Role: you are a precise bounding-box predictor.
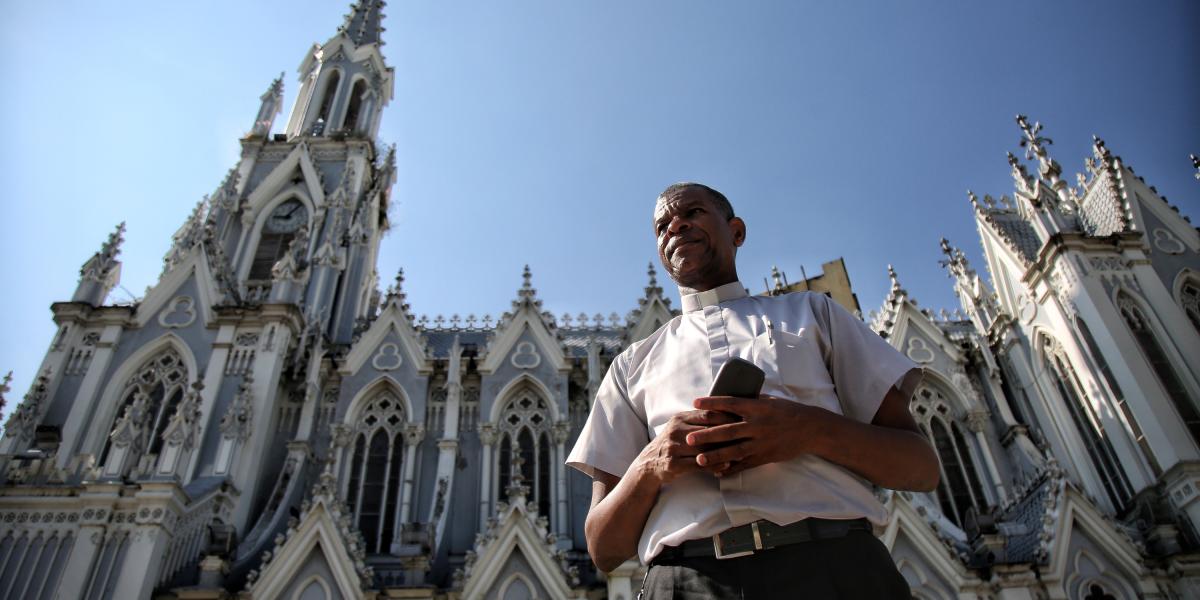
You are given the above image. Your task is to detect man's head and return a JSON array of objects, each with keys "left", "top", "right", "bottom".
[{"left": 653, "top": 182, "right": 746, "bottom": 293}]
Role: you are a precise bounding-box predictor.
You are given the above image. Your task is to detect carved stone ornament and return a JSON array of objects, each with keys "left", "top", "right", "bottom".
[
  {"left": 478, "top": 423, "right": 498, "bottom": 446},
  {"left": 1016, "top": 292, "right": 1037, "bottom": 324},
  {"left": 161, "top": 381, "right": 204, "bottom": 450},
  {"left": 904, "top": 337, "right": 935, "bottom": 364},
  {"left": 1152, "top": 228, "right": 1185, "bottom": 255},
  {"left": 158, "top": 296, "right": 197, "bottom": 329},
  {"left": 219, "top": 376, "right": 254, "bottom": 442},
  {"left": 371, "top": 342, "right": 403, "bottom": 371},
  {"left": 510, "top": 341, "right": 542, "bottom": 369}
]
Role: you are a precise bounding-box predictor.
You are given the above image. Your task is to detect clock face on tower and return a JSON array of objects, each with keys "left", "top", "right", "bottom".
[{"left": 265, "top": 199, "right": 307, "bottom": 233}]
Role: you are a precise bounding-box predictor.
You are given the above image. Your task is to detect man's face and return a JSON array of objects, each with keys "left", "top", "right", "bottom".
[{"left": 653, "top": 189, "right": 745, "bottom": 291}]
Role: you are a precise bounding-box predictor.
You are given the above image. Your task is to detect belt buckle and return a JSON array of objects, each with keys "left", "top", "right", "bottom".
[{"left": 712, "top": 521, "right": 763, "bottom": 560}]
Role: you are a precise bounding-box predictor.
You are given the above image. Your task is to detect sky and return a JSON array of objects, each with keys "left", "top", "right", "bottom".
[{"left": 0, "top": 1, "right": 1197, "bottom": 411}]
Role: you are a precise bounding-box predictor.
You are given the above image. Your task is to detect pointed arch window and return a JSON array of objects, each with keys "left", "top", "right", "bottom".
[
  {"left": 1117, "top": 293, "right": 1200, "bottom": 443},
  {"left": 248, "top": 198, "right": 308, "bottom": 280},
  {"left": 314, "top": 70, "right": 341, "bottom": 129},
  {"left": 344, "top": 391, "right": 406, "bottom": 554},
  {"left": 343, "top": 79, "right": 369, "bottom": 133},
  {"left": 100, "top": 348, "right": 188, "bottom": 468},
  {"left": 1043, "top": 336, "right": 1133, "bottom": 510},
  {"left": 1180, "top": 279, "right": 1200, "bottom": 336},
  {"left": 496, "top": 390, "right": 552, "bottom": 518},
  {"left": 911, "top": 385, "right": 987, "bottom": 527}
]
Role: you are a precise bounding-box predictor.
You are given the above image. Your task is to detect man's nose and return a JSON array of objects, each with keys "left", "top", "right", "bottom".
[{"left": 666, "top": 215, "right": 690, "bottom": 234}]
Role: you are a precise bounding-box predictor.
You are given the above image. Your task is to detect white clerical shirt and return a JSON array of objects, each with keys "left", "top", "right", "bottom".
[{"left": 566, "top": 281, "right": 922, "bottom": 564}]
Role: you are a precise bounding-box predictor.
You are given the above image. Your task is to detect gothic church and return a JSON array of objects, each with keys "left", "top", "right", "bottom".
[{"left": 2, "top": 3, "right": 1199, "bottom": 599}]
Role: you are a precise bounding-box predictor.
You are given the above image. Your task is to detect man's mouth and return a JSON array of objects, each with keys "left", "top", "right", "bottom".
[{"left": 669, "top": 240, "right": 701, "bottom": 258}]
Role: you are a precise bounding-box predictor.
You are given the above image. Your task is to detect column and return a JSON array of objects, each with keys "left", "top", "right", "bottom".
[
  {"left": 967, "top": 410, "right": 1006, "bottom": 503},
  {"left": 185, "top": 324, "right": 235, "bottom": 479},
  {"left": 397, "top": 424, "right": 425, "bottom": 528},
  {"left": 478, "top": 423, "right": 497, "bottom": 531},
  {"left": 553, "top": 421, "right": 571, "bottom": 536}
]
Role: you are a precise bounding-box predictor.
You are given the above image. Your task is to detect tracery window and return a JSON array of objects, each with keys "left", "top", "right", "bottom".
[
  {"left": 1043, "top": 336, "right": 1133, "bottom": 510},
  {"left": 1117, "top": 293, "right": 1200, "bottom": 444},
  {"left": 100, "top": 348, "right": 188, "bottom": 467},
  {"left": 496, "top": 390, "right": 552, "bottom": 518},
  {"left": 344, "top": 391, "right": 406, "bottom": 554},
  {"left": 911, "top": 385, "right": 987, "bottom": 527},
  {"left": 1180, "top": 280, "right": 1200, "bottom": 336}
]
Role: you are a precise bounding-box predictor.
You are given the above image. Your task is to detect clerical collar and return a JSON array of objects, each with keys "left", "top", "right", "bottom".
[{"left": 681, "top": 281, "right": 749, "bottom": 313}]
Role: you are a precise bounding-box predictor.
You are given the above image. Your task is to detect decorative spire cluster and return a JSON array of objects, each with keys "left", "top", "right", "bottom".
[
  {"left": 3, "top": 369, "right": 51, "bottom": 443},
  {"left": 338, "top": 0, "right": 388, "bottom": 47},
  {"left": 163, "top": 198, "right": 209, "bottom": 273},
  {"left": 1016, "top": 114, "right": 1062, "bottom": 183},
  {"left": 80, "top": 222, "right": 126, "bottom": 285},
  {"left": 250, "top": 73, "right": 285, "bottom": 138}
]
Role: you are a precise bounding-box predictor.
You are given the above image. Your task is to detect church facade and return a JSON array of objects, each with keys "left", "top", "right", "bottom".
[{"left": 1, "top": 3, "right": 1199, "bottom": 599}]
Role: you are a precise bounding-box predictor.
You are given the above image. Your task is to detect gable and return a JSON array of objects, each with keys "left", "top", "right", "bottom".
[
  {"left": 482, "top": 319, "right": 566, "bottom": 374},
  {"left": 340, "top": 303, "right": 429, "bottom": 376}
]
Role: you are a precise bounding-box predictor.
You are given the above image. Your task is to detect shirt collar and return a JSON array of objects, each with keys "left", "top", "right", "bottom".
[{"left": 680, "top": 281, "right": 749, "bottom": 313}]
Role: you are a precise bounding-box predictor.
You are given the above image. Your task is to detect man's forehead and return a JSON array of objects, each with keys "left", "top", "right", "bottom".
[{"left": 654, "top": 190, "right": 711, "bottom": 219}]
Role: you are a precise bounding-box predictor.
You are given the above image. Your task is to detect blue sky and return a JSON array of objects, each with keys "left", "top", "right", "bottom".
[{"left": 1, "top": 1, "right": 1197, "bottom": 409}]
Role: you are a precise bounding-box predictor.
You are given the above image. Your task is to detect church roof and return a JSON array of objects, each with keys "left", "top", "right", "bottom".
[
  {"left": 339, "top": 0, "right": 387, "bottom": 47},
  {"left": 986, "top": 211, "right": 1041, "bottom": 265}
]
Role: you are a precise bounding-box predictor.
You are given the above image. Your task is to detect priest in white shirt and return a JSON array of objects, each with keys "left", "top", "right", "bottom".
[{"left": 567, "top": 182, "right": 940, "bottom": 599}]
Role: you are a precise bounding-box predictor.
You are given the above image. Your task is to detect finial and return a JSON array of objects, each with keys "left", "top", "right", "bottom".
[
  {"left": 1192, "top": 154, "right": 1200, "bottom": 180},
  {"left": 1016, "top": 114, "right": 1054, "bottom": 162},
  {"left": 939, "top": 237, "right": 952, "bottom": 256},
  {"left": 642, "top": 262, "right": 664, "bottom": 301},
  {"left": 0, "top": 370, "right": 11, "bottom": 415},
  {"left": 522, "top": 264, "right": 532, "bottom": 289},
  {"left": 887, "top": 264, "right": 900, "bottom": 292},
  {"left": 967, "top": 190, "right": 980, "bottom": 210},
  {"left": 771, "top": 265, "right": 784, "bottom": 292}
]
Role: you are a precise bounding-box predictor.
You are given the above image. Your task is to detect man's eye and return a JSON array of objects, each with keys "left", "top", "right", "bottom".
[{"left": 688, "top": 207, "right": 703, "bottom": 216}]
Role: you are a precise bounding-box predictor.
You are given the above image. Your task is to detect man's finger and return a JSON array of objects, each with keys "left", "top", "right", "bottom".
[
  {"left": 676, "top": 408, "right": 741, "bottom": 426},
  {"left": 685, "top": 422, "right": 748, "bottom": 446},
  {"left": 696, "top": 443, "right": 750, "bottom": 467},
  {"left": 693, "top": 396, "right": 756, "bottom": 415}
]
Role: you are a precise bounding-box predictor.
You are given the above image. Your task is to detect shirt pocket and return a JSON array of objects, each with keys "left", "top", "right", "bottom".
[{"left": 755, "top": 327, "right": 840, "bottom": 413}]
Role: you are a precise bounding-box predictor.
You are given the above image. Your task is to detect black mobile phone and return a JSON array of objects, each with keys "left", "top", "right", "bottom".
[{"left": 709, "top": 357, "right": 765, "bottom": 398}]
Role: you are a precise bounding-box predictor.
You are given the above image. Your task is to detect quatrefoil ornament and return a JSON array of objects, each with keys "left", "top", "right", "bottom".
[{"left": 510, "top": 341, "right": 541, "bottom": 369}]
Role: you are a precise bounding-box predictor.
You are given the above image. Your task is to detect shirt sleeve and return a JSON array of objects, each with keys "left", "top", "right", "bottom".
[
  {"left": 819, "top": 294, "right": 922, "bottom": 423},
  {"left": 565, "top": 353, "right": 650, "bottom": 479}
]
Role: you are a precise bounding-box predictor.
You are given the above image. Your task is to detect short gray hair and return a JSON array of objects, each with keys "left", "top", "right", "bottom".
[{"left": 657, "top": 182, "right": 735, "bottom": 220}]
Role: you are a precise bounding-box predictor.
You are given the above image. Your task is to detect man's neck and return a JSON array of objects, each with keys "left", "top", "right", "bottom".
[{"left": 677, "top": 274, "right": 740, "bottom": 296}]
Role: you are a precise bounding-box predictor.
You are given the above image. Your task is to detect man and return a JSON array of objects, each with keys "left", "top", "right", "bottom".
[{"left": 566, "top": 183, "right": 940, "bottom": 599}]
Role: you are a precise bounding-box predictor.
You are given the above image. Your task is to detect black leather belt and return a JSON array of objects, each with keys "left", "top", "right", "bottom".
[{"left": 653, "top": 518, "right": 872, "bottom": 562}]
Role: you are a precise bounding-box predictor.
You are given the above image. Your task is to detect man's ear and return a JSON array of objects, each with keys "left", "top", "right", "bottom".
[{"left": 730, "top": 217, "right": 746, "bottom": 247}]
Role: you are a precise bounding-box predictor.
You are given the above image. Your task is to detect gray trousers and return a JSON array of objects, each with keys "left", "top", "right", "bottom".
[{"left": 640, "top": 530, "right": 910, "bottom": 599}]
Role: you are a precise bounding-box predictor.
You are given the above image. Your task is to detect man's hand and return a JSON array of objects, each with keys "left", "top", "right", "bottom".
[
  {"left": 689, "top": 388, "right": 940, "bottom": 492},
  {"left": 632, "top": 409, "right": 742, "bottom": 484},
  {"left": 584, "top": 408, "right": 740, "bottom": 572},
  {"left": 687, "top": 395, "right": 832, "bottom": 477}
]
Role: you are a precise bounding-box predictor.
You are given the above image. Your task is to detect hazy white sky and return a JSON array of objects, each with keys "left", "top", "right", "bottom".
[{"left": 1, "top": 0, "right": 1197, "bottom": 408}]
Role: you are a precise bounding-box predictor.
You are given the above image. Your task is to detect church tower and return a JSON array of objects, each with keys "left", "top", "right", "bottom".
[{"left": 0, "top": 3, "right": 399, "bottom": 598}]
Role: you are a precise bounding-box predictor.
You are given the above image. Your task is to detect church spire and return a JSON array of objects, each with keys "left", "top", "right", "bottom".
[
  {"left": 339, "top": 0, "right": 388, "bottom": 47},
  {"left": 249, "top": 73, "right": 285, "bottom": 138},
  {"left": 72, "top": 222, "right": 125, "bottom": 306}
]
